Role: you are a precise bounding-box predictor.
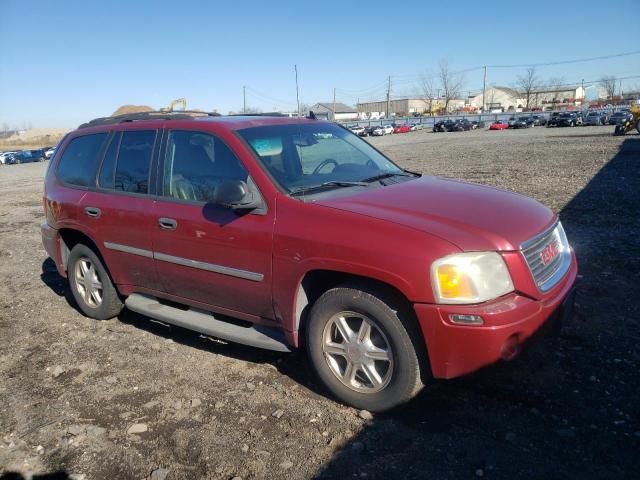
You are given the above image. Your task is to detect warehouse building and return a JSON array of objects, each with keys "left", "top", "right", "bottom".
[
  {"left": 357, "top": 97, "right": 466, "bottom": 117},
  {"left": 307, "top": 102, "right": 358, "bottom": 121},
  {"left": 471, "top": 85, "right": 586, "bottom": 112}
]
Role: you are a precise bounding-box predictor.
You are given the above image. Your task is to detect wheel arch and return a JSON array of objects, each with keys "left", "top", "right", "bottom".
[
  {"left": 294, "top": 269, "right": 432, "bottom": 381},
  {"left": 293, "top": 269, "right": 418, "bottom": 338},
  {"left": 58, "top": 228, "right": 106, "bottom": 273}
]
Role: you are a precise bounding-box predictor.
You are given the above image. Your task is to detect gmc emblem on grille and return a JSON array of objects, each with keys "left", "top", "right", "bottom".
[{"left": 540, "top": 241, "right": 559, "bottom": 265}]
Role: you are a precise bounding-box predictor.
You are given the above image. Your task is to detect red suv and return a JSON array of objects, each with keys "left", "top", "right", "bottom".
[{"left": 42, "top": 112, "right": 577, "bottom": 411}]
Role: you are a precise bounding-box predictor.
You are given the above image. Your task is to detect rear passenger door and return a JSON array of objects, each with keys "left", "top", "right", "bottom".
[
  {"left": 151, "top": 129, "right": 274, "bottom": 321},
  {"left": 80, "top": 129, "right": 161, "bottom": 291}
]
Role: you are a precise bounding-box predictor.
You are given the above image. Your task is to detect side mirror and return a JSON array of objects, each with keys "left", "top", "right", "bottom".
[{"left": 212, "top": 180, "right": 260, "bottom": 211}]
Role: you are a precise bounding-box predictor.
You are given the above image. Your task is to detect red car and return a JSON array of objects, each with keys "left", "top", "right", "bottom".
[
  {"left": 489, "top": 120, "right": 509, "bottom": 130},
  {"left": 392, "top": 123, "right": 411, "bottom": 133},
  {"left": 42, "top": 112, "right": 577, "bottom": 412}
]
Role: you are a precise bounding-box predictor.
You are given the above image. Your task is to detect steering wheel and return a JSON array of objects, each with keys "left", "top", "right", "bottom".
[{"left": 312, "top": 158, "right": 338, "bottom": 175}]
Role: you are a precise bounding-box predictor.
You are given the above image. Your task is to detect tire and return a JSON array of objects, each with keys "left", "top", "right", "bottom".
[
  {"left": 14, "top": 159, "right": 20, "bottom": 164},
  {"left": 636, "top": 120, "right": 640, "bottom": 135},
  {"left": 67, "top": 244, "right": 123, "bottom": 320},
  {"left": 305, "top": 282, "right": 424, "bottom": 412}
]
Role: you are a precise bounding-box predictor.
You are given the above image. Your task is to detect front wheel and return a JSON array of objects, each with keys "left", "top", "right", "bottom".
[
  {"left": 68, "top": 244, "right": 123, "bottom": 320},
  {"left": 306, "top": 283, "right": 424, "bottom": 412}
]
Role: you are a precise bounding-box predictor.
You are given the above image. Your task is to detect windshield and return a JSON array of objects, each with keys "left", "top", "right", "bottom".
[{"left": 238, "top": 123, "right": 404, "bottom": 193}]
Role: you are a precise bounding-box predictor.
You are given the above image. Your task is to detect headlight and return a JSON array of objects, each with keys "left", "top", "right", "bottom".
[{"left": 431, "top": 252, "right": 514, "bottom": 304}]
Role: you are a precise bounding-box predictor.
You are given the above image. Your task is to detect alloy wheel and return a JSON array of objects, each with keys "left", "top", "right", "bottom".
[
  {"left": 322, "top": 311, "right": 394, "bottom": 393},
  {"left": 74, "top": 257, "right": 103, "bottom": 308}
]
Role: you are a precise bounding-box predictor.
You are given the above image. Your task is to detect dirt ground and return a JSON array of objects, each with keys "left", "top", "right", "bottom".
[{"left": 0, "top": 126, "right": 638, "bottom": 480}]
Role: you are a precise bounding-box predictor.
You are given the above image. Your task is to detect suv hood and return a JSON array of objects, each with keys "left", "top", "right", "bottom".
[{"left": 315, "top": 176, "right": 555, "bottom": 251}]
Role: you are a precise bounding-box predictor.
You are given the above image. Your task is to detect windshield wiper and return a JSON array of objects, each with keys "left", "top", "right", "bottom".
[
  {"left": 361, "top": 172, "right": 413, "bottom": 183},
  {"left": 290, "top": 181, "right": 368, "bottom": 196}
]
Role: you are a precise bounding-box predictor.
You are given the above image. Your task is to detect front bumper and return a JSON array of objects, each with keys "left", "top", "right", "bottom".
[{"left": 414, "top": 255, "right": 577, "bottom": 379}]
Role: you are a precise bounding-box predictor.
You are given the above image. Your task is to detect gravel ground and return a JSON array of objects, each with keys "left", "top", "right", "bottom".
[{"left": 0, "top": 125, "right": 638, "bottom": 479}]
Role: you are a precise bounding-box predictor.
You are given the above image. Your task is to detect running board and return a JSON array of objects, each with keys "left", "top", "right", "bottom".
[{"left": 125, "top": 294, "right": 291, "bottom": 352}]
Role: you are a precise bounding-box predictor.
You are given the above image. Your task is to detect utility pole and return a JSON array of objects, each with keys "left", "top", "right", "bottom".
[
  {"left": 295, "top": 65, "right": 300, "bottom": 117},
  {"left": 332, "top": 88, "right": 336, "bottom": 121},
  {"left": 386, "top": 76, "right": 391, "bottom": 118},
  {"left": 482, "top": 65, "right": 487, "bottom": 113},
  {"left": 243, "top": 85, "right": 246, "bottom": 114}
]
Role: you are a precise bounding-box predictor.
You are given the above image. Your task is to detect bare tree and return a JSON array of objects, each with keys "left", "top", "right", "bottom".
[
  {"left": 1, "top": 122, "right": 8, "bottom": 134},
  {"left": 547, "top": 77, "right": 566, "bottom": 108},
  {"left": 516, "top": 67, "right": 542, "bottom": 111},
  {"left": 599, "top": 76, "right": 617, "bottom": 99},
  {"left": 437, "top": 59, "right": 464, "bottom": 113},
  {"left": 418, "top": 73, "right": 437, "bottom": 115}
]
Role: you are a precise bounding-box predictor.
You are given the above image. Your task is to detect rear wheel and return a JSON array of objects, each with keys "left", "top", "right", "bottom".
[
  {"left": 68, "top": 244, "right": 123, "bottom": 320},
  {"left": 306, "top": 283, "right": 424, "bottom": 412}
]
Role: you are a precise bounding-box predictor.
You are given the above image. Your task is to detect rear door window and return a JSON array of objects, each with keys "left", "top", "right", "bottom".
[
  {"left": 113, "top": 130, "right": 156, "bottom": 194},
  {"left": 56, "top": 133, "right": 108, "bottom": 187}
]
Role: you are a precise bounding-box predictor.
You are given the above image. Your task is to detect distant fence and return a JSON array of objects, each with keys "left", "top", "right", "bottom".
[{"left": 339, "top": 105, "right": 632, "bottom": 129}]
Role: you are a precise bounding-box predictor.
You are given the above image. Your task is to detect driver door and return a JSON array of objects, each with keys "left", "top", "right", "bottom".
[{"left": 152, "top": 129, "right": 275, "bottom": 320}]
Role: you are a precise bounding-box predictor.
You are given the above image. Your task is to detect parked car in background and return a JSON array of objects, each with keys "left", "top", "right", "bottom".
[
  {"left": 382, "top": 124, "right": 394, "bottom": 135},
  {"left": 471, "top": 120, "right": 485, "bottom": 129},
  {"left": 547, "top": 112, "right": 560, "bottom": 127},
  {"left": 0, "top": 151, "right": 18, "bottom": 165},
  {"left": 449, "top": 119, "right": 473, "bottom": 131},
  {"left": 349, "top": 125, "right": 366, "bottom": 136},
  {"left": 433, "top": 120, "right": 447, "bottom": 132},
  {"left": 489, "top": 120, "right": 509, "bottom": 130},
  {"left": 44, "top": 147, "right": 57, "bottom": 158},
  {"left": 5, "top": 149, "right": 47, "bottom": 164},
  {"left": 531, "top": 115, "right": 547, "bottom": 126},
  {"left": 412, "top": 123, "right": 424, "bottom": 130},
  {"left": 370, "top": 126, "right": 385, "bottom": 136},
  {"left": 608, "top": 111, "right": 631, "bottom": 125},
  {"left": 585, "top": 111, "right": 607, "bottom": 126},
  {"left": 559, "top": 112, "right": 579, "bottom": 127},
  {"left": 508, "top": 117, "right": 531, "bottom": 129},
  {"left": 392, "top": 123, "right": 410, "bottom": 133},
  {"left": 548, "top": 112, "right": 578, "bottom": 127}
]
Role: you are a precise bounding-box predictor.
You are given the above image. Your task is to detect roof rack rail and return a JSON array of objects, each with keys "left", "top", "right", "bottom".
[
  {"left": 78, "top": 110, "right": 221, "bottom": 129},
  {"left": 227, "top": 112, "right": 290, "bottom": 117}
]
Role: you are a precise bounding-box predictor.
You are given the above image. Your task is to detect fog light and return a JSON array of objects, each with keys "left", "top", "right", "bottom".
[{"left": 448, "top": 314, "right": 484, "bottom": 325}]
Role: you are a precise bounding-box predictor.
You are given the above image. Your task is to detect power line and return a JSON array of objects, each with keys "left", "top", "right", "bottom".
[
  {"left": 486, "top": 50, "right": 640, "bottom": 69},
  {"left": 244, "top": 86, "right": 297, "bottom": 107}
]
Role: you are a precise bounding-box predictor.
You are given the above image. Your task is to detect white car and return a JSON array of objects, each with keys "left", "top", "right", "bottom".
[
  {"left": 349, "top": 125, "right": 366, "bottom": 136},
  {"left": 44, "top": 147, "right": 56, "bottom": 159},
  {"left": 0, "top": 151, "right": 17, "bottom": 165},
  {"left": 382, "top": 125, "right": 394, "bottom": 135},
  {"left": 370, "top": 126, "right": 385, "bottom": 136}
]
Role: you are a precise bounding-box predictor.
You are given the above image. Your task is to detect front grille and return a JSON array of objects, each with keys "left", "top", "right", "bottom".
[{"left": 521, "top": 222, "right": 572, "bottom": 292}]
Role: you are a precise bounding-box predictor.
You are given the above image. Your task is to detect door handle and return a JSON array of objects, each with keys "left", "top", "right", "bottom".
[
  {"left": 84, "top": 207, "right": 101, "bottom": 218},
  {"left": 158, "top": 217, "right": 177, "bottom": 230}
]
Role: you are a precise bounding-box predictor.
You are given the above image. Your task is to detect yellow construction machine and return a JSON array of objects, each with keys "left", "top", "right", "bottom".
[{"left": 162, "top": 98, "right": 187, "bottom": 112}]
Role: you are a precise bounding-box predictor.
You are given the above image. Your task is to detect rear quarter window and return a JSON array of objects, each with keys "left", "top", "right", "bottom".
[{"left": 56, "top": 133, "right": 108, "bottom": 187}]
